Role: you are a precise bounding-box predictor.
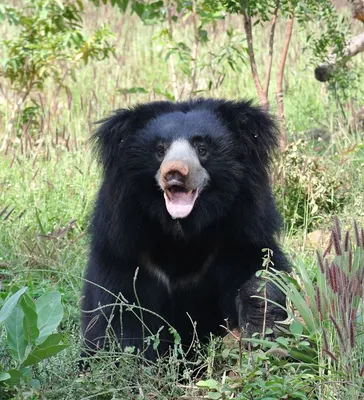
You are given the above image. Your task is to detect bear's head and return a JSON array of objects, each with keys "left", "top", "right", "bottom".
[{"left": 93, "top": 98, "right": 280, "bottom": 239}]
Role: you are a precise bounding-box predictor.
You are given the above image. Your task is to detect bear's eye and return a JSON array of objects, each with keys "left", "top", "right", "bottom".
[
  {"left": 157, "top": 145, "right": 165, "bottom": 158},
  {"left": 197, "top": 145, "right": 207, "bottom": 157}
]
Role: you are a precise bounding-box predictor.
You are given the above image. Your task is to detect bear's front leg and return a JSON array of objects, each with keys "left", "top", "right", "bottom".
[
  {"left": 236, "top": 275, "right": 287, "bottom": 338},
  {"left": 81, "top": 262, "right": 173, "bottom": 362}
]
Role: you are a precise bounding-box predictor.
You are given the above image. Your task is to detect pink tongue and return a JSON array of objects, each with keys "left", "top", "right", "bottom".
[{"left": 164, "top": 191, "right": 197, "bottom": 219}]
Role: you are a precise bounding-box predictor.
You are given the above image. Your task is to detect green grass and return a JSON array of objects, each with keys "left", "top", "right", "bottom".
[{"left": 0, "top": 3, "right": 364, "bottom": 399}]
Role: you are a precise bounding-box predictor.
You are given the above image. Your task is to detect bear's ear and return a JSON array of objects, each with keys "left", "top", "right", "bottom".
[
  {"left": 214, "top": 100, "right": 280, "bottom": 168},
  {"left": 92, "top": 101, "right": 177, "bottom": 171},
  {"left": 91, "top": 108, "right": 134, "bottom": 171}
]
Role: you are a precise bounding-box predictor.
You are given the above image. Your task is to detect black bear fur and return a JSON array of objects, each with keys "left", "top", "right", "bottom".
[{"left": 81, "top": 98, "right": 290, "bottom": 360}]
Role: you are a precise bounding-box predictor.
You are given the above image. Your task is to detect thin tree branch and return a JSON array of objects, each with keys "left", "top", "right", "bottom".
[
  {"left": 276, "top": 14, "right": 294, "bottom": 150},
  {"left": 242, "top": 9, "right": 266, "bottom": 107},
  {"left": 167, "top": 3, "right": 179, "bottom": 101},
  {"left": 263, "top": 0, "right": 280, "bottom": 99},
  {"left": 190, "top": 0, "right": 199, "bottom": 97}
]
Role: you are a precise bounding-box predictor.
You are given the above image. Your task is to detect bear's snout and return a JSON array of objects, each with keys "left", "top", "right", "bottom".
[{"left": 161, "top": 161, "right": 189, "bottom": 188}]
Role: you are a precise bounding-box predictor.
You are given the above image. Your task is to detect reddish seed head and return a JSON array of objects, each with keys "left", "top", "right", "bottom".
[
  {"left": 344, "top": 231, "right": 350, "bottom": 252},
  {"left": 332, "top": 228, "right": 342, "bottom": 256},
  {"left": 348, "top": 249, "right": 353, "bottom": 273},
  {"left": 332, "top": 263, "right": 340, "bottom": 293},
  {"left": 323, "top": 349, "right": 338, "bottom": 362},
  {"left": 327, "top": 265, "right": 334, "bottom": 290},
  {"left": 316, "top": 287, "right": 323, "bottom": 321},
  {"left": 323, "top": 328, "right": 329, "bottom": 351},
  {"left": 317, "top": 250, "right": 325, "bottom": 274},
  {"left": 350, "top": 308, "right": 356, "bottom": 322}
]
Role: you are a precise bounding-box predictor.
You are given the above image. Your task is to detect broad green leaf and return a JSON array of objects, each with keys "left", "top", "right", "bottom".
[
  {"left": 221, "top": 348, "right": 230, "bottom": 359},
  {"left": 22, "top": 344, "right": 68, "bottom": 367},
  {"left": 35, "top": 292, "right": 63, "bottom": 344},
  {"left": 36, "top": 333, "right": 63, "bottom": 348},
  {"left": 0, "top": 287, "right": 28, "bottom": 324},
  {"left": 5, "top": 306, "right": 27, "bottom": 362},
  {"left": 196, "top": 379, "right": 220, "bottom": 390},
  {"left": 21, "top": 293, "right": 39, "bottom": 345},
  {"left": 290, "top": 320, "right": 304, "bottom": 336},
  {"left": 240, "top": 337, "right": 278, "bottom": 349},
  {"left": 289, "top": 347, "right": 317, "bottom": 364},
  {"left": 31, "top": 378, "right": 41, "bottom": 389},
  {"left": 0, "top": 372, "right": 11, "bottom": 381},
  {"left": 207, "top": 393, "right": 222, "bottom": 400},
  {"left": 4, "top": 369, "right": 24, "bottom": 386}
]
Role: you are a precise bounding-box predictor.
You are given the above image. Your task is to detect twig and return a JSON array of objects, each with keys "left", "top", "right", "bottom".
[
  {"left": 242, "top": 9, "right": 266, "bottom": 107},
  {"left": 167, "top": 3, "right": 179, "bottom": 101},
  {"left": 263, "top": 0, "right": 280, "bottom": 102},
  {"left": 190, "top": 0, "right": 199, "bottom": 97},
  {"left": 133, "top": 267, "right": 145, "bottom": 354},
  {"left": 276, "top": 14, "right": 294, "bottom": 150}
]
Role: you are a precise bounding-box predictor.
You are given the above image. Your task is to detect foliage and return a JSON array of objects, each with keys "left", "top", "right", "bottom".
[
  {"left": 252, "top": 219, "right": 364, "bottom": 399},
  {"left": 197, "top": 219, "right": 363, "bottom": 399},
  {"left": 196, "top": 350, "right": 316, "bottom": 399},
  {"left": 0, "top": 287, "right": 66, "bottom": 398},
  {"left": 0, "top": 0, "right": 115, "bottom": 146},
  {"left": 274, "top": 140, "right": 347, "bottom": 231},
  {"left": 0, "top": 0, "right": 114, "bottom": 93}
]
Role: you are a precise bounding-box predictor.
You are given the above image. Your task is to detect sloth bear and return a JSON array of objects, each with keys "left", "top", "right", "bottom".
[{"left": 81, "top": 98, "right": 290, "bottom": 360}]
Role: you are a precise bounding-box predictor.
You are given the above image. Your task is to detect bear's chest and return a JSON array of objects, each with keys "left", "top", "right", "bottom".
[{"left": 141, "top": 244, "right": 217, "bottom": 292}]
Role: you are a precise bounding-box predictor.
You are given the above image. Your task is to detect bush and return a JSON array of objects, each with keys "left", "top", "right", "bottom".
[
  {"left": 274, "top": 140, "right": 346, "bottom": 231},
  {"left": 257, "top": 218, "right": 364, "bottom": 399},
  {"left": 0, "top": 287, "right": 66, "bottom": 398}
]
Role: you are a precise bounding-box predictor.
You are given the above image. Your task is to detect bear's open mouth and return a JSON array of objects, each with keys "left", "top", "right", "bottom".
[{"left": 164, "top": 185, "right": 199, "bottom": 219}]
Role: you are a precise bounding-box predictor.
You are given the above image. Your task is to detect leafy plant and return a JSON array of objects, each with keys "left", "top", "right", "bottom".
[
  {"left": 0, "top": 286, "right": 66, "bottom": 396},
  {"left": 252, "top": 218, "right": 364, "bottom": 399},
  {"left": 197, "top": 219, "right": 363, "bottom": 399},
  {"left": 0, "top": 0, "right": 115, "bottom": 150},
  {"left": 274, "top": 140, "right": 347, "bottom": 231},
  {"left": 196, "top": 355, "right": 315, "bottom": 399}
]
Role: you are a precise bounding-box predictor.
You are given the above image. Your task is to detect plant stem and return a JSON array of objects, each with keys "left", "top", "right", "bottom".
[
  {"left": 242, "top": 10, "right": 267, "bottom": 108},
  {"left": 276, "top": 14, "right": 294, "bottom": 150},
  {"left": 167, "top": 3, "right": 179, "bottom": 101},
  {"left": 263, "top": 0, "right": 280, "bottom": 100},
  {"left": 190, "top": 0, "right": 199, "bottom": 97}
]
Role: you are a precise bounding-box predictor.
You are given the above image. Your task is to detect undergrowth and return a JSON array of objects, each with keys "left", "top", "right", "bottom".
[{"left": 0, "top": 2, "right": 363, "bottom": 399}]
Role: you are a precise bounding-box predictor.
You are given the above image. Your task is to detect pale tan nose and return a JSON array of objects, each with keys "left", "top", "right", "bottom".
[{"left": 161, "top": 161, "right": 189, "bottom": 182}]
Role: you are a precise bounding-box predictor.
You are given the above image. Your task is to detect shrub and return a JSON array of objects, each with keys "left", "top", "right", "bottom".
[
  {"left": 0, "top": 287, "right": 66, "bottom": 398},
  {"left": 258, "top": 218, "right": 364, "bottom": 399},
  {"left": 274, "top": 140, "right": 346, "bottom": 231}
]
